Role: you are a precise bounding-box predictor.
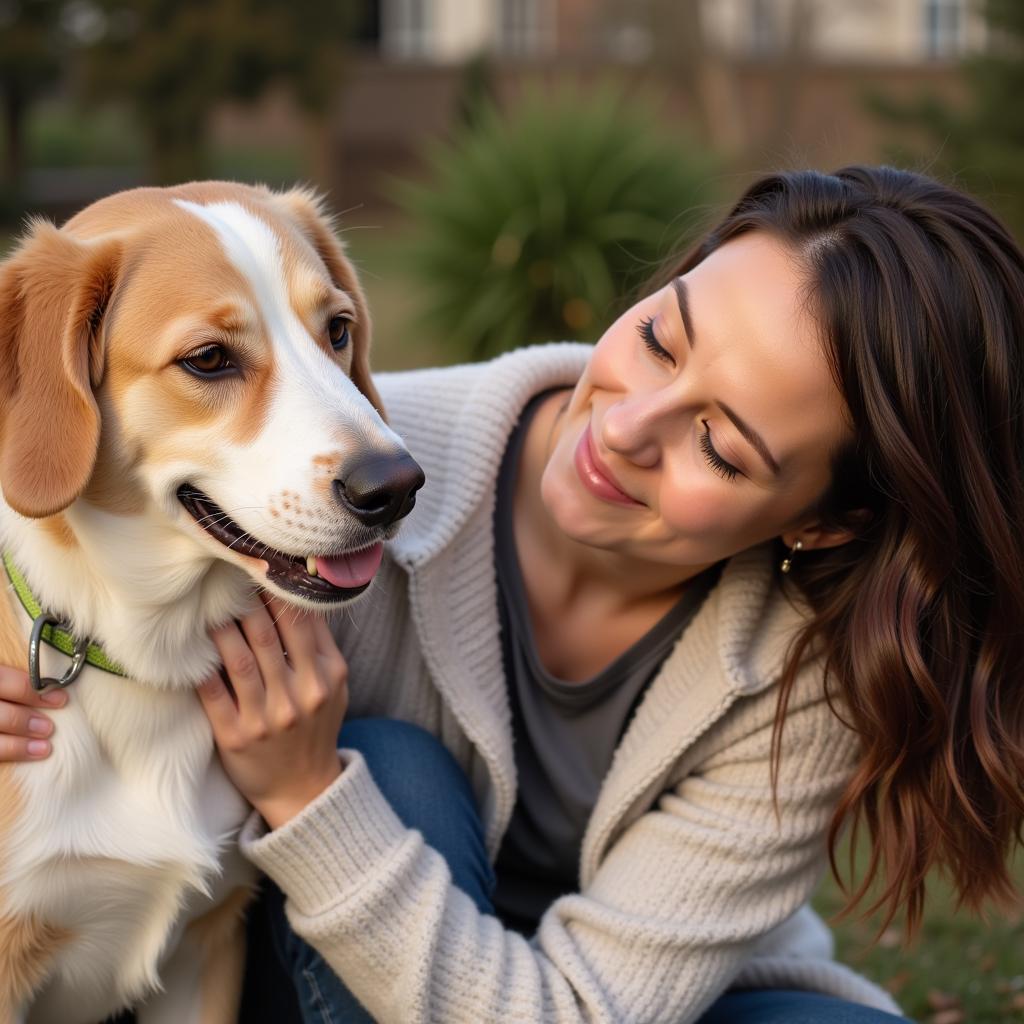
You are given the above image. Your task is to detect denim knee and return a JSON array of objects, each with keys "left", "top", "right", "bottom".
[
  {"left": 338, "top": 717, "right": 496, "bottom": 914},
  {"left": 699, "top": 989, "right": 913, "bottom": 1024}
]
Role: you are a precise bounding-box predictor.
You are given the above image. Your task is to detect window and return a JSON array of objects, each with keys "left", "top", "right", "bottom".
[
  {"left": 923, "top": 0, "right": 964, "bottom": 59},
  {"left": 497, "top": 0, "right": 552, "bottom": 57},
  {"left": 749, "top": 0, "right": 781, "bottom": 56},
  {"left": 386, "top": 0, "right": 431, "bottom": 59}
]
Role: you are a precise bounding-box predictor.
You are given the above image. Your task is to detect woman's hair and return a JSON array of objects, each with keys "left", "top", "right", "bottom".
[{"left": 664, "top": 166, "right": 1024, "bottom": 933}]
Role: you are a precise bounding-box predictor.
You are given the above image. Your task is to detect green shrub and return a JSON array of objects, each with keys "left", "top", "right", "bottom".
[
  {"left": 393, "top": 84, "right": 721, "bottom": 361},
  {"left": 26, "top": 100, "right": 144, "bottom": 168}
]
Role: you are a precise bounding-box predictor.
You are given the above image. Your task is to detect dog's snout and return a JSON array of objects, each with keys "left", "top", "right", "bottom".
[{"left": 334, "top": 452, "right": 425, "bottom": 528}]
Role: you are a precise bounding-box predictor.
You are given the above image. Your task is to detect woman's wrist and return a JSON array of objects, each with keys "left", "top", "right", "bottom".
[{"left": 254, "top": 755, "right": 345, "bottom": 831}]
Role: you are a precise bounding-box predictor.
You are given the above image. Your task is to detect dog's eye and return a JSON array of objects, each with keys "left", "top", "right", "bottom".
[
  {"left": 181, "top": 345, "right": 234, "bottom": 377},
  {"left": 328, "top": 315, "right": 350, "bottom": 351}
]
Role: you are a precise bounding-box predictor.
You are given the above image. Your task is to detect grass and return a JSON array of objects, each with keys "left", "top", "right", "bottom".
[{"left": 813, "top": 847, "right": 1024, "bottom": 1023}]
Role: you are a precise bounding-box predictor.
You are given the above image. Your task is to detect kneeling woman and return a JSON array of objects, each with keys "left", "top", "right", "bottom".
[{"left": 8, "top": 166, "right": 1024, "bottom": 1023}]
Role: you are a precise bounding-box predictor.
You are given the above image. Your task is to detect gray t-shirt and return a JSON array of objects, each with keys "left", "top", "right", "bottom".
[{"left": 491, "top": 393, "right": 720, "bottom": 934}]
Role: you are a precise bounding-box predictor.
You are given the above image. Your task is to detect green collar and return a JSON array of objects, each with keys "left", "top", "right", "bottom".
[{"left": 3, "top": 551, "right": 126, "bottom": 676}]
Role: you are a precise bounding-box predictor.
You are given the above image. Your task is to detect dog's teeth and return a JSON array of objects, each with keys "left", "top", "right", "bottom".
[{"left": 306, "top": 555, "right": 318, "bottom": 577}]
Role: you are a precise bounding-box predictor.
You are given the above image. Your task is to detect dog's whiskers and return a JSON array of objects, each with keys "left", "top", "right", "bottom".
[{"left": 225, "top": 532, "right": 254, "bottom": 552}]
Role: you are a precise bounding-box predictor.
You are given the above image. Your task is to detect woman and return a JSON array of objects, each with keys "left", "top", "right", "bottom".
[{"left": 4, "top": 166, "right": 1023, "bottom": 1023}]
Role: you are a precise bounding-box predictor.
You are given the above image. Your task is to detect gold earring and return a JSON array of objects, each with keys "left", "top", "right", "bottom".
[{"left": 780, "top": 539, "right": 803, "bottom": 574}]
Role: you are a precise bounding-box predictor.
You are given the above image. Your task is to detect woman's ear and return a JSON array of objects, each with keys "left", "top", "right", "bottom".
[
  {"left": 0, "top": 220, "right": 120, "bottom": 518},
  {"left": 782, "top": 509, "right": 873, "bottom": 554},
  {"left": 269, "top": 187, "right": 386, "bottom": 419}
]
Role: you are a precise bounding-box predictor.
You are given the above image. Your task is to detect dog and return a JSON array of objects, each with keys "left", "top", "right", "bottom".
[{"left": 0, "top": 182, "right": 423, "bottom": 1023}]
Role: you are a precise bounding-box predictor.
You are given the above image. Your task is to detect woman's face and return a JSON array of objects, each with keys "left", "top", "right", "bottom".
[{"left": 541, "top": 231, "right": 853, "bottom": 570}]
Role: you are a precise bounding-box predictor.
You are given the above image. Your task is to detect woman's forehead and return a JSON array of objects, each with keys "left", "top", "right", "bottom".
[{"left": 682, "top": 233, "right": 817, "bottom": 352}]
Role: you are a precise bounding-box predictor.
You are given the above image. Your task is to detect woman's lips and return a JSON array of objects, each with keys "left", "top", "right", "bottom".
[{"left": 573, "top": 425, "right": 642, "bottom": 506}]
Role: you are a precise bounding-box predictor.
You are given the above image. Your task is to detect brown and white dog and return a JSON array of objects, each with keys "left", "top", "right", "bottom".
[{"left": 0, "top": 183, "right": 423, "bottom": 1023}]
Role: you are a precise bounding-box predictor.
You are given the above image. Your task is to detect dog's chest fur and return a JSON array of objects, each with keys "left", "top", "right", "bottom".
[{"left": 0, "top": 587, "right": 253, "bottom": 1023}]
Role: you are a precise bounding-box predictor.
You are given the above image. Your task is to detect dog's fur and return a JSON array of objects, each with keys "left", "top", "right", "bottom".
[{"left": 0, "top": 183, "right": 412, "bottom": 1022}]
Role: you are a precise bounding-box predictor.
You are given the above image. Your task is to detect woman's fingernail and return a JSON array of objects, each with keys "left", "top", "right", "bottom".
[
  {"left": 28, "top": 716, "right": 52, "bottom": 736},
  {"left": 41, "top": 690, "right": 67, "bottom": 706},
  {"left": 27, "top": 740, "right": 50, "bottom": 757}
]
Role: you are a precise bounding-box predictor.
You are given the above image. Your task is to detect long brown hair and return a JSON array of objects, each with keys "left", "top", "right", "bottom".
[{"left": 665, "top": 166, "right": 1024, "bottom": 933}]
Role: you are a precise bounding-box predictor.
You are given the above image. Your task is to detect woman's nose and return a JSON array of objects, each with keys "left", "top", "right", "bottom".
[{"left": 601, "top": 391, "right": 679, "bottom": 468}]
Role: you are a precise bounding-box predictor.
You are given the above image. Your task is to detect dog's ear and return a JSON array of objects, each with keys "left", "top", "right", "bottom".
[
  {"left": 270, "top": 188, "right": 386, "bottom": 419},
  {"left": 0, "top": 220, "right": 120, "bottom": 518}
]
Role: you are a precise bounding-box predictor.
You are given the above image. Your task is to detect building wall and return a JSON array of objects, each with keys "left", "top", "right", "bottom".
[
  {"left": 703, "top": 0, "right": 986, "bottom": 62},
  {"left": 375, "top": 0, "right": 986, "bottom": 65},
  {"left": 380, "top": 0, "right": 556, "bottom": 61},
  {"left": 210, "top": 56, "right": 966, "bottom": 217}
]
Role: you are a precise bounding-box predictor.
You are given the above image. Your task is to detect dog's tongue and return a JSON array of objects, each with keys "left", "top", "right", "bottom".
[{"left": 315, "top": 543, "right": 384, "bottom": 589}]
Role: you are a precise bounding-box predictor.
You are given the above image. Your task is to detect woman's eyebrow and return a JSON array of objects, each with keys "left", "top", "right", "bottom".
[
  {"left": 672, "top": 278, "right": 697, "bottom": 348},
  {"left": 718, "top": 402, "right": 781, "bottom": 475},
  {"left": 673, "top": 276, "right": 781, "bottom": 476}
]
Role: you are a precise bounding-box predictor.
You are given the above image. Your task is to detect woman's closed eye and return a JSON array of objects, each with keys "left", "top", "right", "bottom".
[
  {"left": 699, "top": 421, "right": 740, "bottom": 481},
  {"left": 636, "top": 315, "right": 742, "bottom": 481},
  {"left": 636, "top": 315, "right": 673, "bottom": 363}
]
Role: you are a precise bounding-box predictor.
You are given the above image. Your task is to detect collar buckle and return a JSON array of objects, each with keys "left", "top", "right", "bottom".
[{"left": 29, "top": 613, "right": 90, "bottom": 692}]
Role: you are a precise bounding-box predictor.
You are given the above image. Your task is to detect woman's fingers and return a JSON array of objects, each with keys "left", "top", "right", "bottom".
[
  {"left": 207, "top": 596, "right": 347, "bottom": 739},
  {"left": 0, "top": 664, "right": 68, "bottom": 709},
  {"left": 260, "top": 593, "right": 317, "bottom": 669},
  {"left": 196, "top": 671, "right": 243, "bottom": 749},
  {"left": 0, "top": 698, "right": 55, "bottom": 739},
  {"left": 0, "top": 733, "right": 52, "bottom": 761},
  {"left": 237, "top": 597, "right": 290, "bottom": 685},
  {"left": 209, "top": 619, "right": 268, "bottom": 721},
  {"left": 0, "top": 667, "right": 66, "bottom": 761},
  {"left": 266, "top": 598, "right": 348, "bottom": 713},
  {"left": 311, "top": 616, "right": 349, "bottom": 704}
]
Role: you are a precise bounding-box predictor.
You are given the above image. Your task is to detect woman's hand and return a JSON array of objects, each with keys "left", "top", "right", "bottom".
[
  {"left": 198, "top": 593, "right": 349, "bottom": 830},
  {"left": 0, "top": 665, "right": 67, "bottom": 761}
]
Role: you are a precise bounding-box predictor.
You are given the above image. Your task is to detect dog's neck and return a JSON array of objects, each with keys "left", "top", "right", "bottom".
[{"left": 0, "top": 497, "right": 254, "bottom": 690}]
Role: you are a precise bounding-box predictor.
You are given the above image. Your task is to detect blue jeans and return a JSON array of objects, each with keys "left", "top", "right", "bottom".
[{"left": 247, "top": 717, "right": 911, "bottom": 1024}]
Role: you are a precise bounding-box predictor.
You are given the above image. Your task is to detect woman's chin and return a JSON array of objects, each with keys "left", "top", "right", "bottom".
[{"left": 541, "top": 484, "right": 616, "bottom": 550}]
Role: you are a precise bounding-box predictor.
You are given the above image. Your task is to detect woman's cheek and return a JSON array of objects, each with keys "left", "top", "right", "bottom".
[{"left": 659, "top": 474, "right": 734, "bottom": 539}]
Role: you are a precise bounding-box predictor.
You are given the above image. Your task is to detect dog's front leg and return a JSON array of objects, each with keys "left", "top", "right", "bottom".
[
  {"left": 0, "top": 911, "right": 69, "bottom": 1024},
  {"left": 133, "top": 887, "right": 251, "bottom": 1024}
]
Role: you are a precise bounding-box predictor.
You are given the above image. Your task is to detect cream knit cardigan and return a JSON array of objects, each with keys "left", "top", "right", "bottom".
[{"left": 241, "top": 344, "right": 902, "bottom": 1023}]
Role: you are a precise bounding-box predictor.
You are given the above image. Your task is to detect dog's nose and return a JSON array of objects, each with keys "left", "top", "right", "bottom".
[{"left": 334, "top": 452, "right": 425, "bottom": 528}]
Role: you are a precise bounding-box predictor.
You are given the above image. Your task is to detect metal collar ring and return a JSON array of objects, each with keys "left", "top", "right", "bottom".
[{"left": 29, "top": 612, "right": 90, "bottom": 692}]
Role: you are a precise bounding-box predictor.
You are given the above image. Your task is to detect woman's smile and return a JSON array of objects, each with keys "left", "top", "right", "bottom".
[{"left": 573, "top": 423, "right": 643, "bottom": 507}]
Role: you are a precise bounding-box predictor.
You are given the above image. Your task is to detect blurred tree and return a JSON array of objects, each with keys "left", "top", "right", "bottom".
[
  {"left": 227, "top": 0, "right": 365, "bottom": 186},
  {"left": 644, "top": 0, "right": 746, "bottom": 155},
  {"left": 0, "top": 0, "right": 66, "bottom": 198},
  {"left": 78, "top": 0, "right": 365, "bottom": 184},
  {"left": 870, "top": 0, "right": 1024, "bottom": 239}
]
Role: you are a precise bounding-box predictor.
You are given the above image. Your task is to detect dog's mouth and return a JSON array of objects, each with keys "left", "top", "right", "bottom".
[{"left": 177, "top": 485, "right": 381, "bottom": 602}]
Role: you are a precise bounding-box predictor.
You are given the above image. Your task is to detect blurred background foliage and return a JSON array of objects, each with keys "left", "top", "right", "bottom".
[
  {"left": 0, "top": 0, "right": 359, "bottom": 194},
  {"left": 1, "top": 0, "right": 1023, "bottom": 1019},
  {"left": 392, "top": 84, "right": 718, "bottom": 357},
  {"left": 869, "top": 0, "right": 1024, "bottom": 237}
]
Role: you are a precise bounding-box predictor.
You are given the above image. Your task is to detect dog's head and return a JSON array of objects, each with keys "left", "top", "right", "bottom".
[{"left": 0, "top": 182, "right": 422, "bottom": 608}]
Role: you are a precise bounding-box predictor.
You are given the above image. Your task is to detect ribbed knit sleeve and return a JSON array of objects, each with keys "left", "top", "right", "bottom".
[{"left": 240, "top": 677, "right": 902, "bottom": 1023}]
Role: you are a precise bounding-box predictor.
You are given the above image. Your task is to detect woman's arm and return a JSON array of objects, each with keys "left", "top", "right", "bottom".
[
  {"left": 0, "top": 665, "right": 67, "bottom": 761},
  {"left": 206, "top": 603, "right": 897, "bottom": 1024}
]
